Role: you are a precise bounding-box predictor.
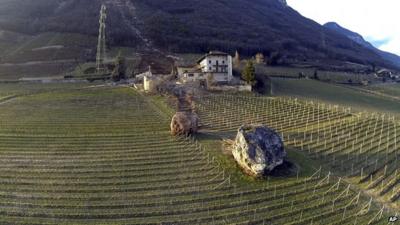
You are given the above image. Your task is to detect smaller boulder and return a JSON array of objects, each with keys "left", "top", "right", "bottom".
[
  {"left": 170, "top": 112, "right": 199, "bottom": 136},
  {"left": 232, "top": 124, "right": 286, "bottom": 177}
]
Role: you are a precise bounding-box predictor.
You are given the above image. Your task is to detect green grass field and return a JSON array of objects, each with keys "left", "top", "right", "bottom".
[
  {"left": 0, "top": 82, "right": 95, "bottom": 97},
  {"left": 271, "top": 78, "right": 400, "bottom": 115},
  {"left": 0, "top": 82, "right": 393, "bottom": 224},
  {"left": 364, "top": 83, "right": 400, "bottom": 98},
  {"left": 255, "top": 66, "right": 375, "bottom": 83}
]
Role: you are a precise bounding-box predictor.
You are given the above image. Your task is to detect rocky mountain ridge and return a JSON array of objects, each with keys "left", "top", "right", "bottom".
[
  {"left": 324, "top": 22, "right": 400, "bottom": 68},
  {"left": 0, "top": 0, "right": 398, "bottom": 72}
]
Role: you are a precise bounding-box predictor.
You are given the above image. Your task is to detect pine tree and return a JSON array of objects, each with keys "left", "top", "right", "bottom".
[
  {"left": 313, "top": 70, "right": 319, "bottom": 80},
  {"left": 241, "top": 60, "right": 256, "bottom": 85}
]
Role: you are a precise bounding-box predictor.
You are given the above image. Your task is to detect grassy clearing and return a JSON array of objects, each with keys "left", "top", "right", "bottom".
[
  {"left": 196, "top": 132, "right": 320, "bottom": 188},
  {"left": 250, "top": 64, "right": 376, "bottom": 83},
  {"left": 271, "top": 78, "right": 400, "bottom": 115},
  {"left": 0, "top": 82, "right": 94, "bottom": 97},
  {"left": 364, "top": 83, "right": 400, "bottom": 98}
]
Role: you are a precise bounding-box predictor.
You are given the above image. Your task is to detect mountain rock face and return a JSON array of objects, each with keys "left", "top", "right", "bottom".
[
  {"left": 324, "top": 22, "right": 400, "bottom": 67},
  {"left": 232, "top": 125, "right": 286, "bottom": 177},
  {"left": 324, "top": 22, "right": 373, "bottom": 48},
  {"left": 278, "top": 0, "right": 288, "bottom": 6},
  {"left": 0, "top": 0, "right": 398, "bottom": 70}
]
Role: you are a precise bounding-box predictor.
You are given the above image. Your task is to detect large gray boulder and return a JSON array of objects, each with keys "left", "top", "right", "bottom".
[
  {"left": 232, "top": 125, "right": 286, "bottom": 177},
  {"left": 170, "top": 112, "right": 199, "bottom": 136}
]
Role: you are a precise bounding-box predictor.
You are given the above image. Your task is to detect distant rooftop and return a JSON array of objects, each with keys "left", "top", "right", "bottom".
[
  {"left": 177, "top": 66, "right": 202, "bottom": 74},
  {"left": 197, "top": 51, "right": 229, "bottom": 63},
  {"left": 208, "top": 51, "right": 228, "bottom": 55}
]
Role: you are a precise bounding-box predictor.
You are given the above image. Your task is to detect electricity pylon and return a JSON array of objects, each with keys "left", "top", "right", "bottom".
[{"left": 96, "top": 4, "right": 107, "bottom": 74}]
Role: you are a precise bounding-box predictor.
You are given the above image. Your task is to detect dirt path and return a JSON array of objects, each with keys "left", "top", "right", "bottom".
[
  {"left": 0, "top": 59, "right": 75, "bottom": 67},
  {"left": 0, "top": 95, "right": 18, "bottom": 105}
]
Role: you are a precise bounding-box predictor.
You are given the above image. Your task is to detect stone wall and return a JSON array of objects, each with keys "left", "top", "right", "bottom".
[{"left": 207, "top": 84, "right": 252, "bottom": 92}]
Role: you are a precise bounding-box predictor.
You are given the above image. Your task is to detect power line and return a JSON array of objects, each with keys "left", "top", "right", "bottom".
[{"left": 96, "top": 4, "right": 107, "bottom": 74}]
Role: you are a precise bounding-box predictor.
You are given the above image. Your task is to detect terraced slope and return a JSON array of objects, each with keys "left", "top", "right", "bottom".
[
  {"left": 0, "top": 84, "right": 388, "bottom": 224},
  {"left": 195, "top": 93, "right": 399, "bottom": 214},
  {"left": 289, "top": 112, "right": 400, "bottom": 209}
]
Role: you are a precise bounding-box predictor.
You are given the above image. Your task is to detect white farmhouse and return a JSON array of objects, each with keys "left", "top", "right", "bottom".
[
  {"left": 177, "top": 51, "right": 233, "bottom": 85},
  {"left": 197, "top": 51, "right": 233, "bottom": 84}
]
